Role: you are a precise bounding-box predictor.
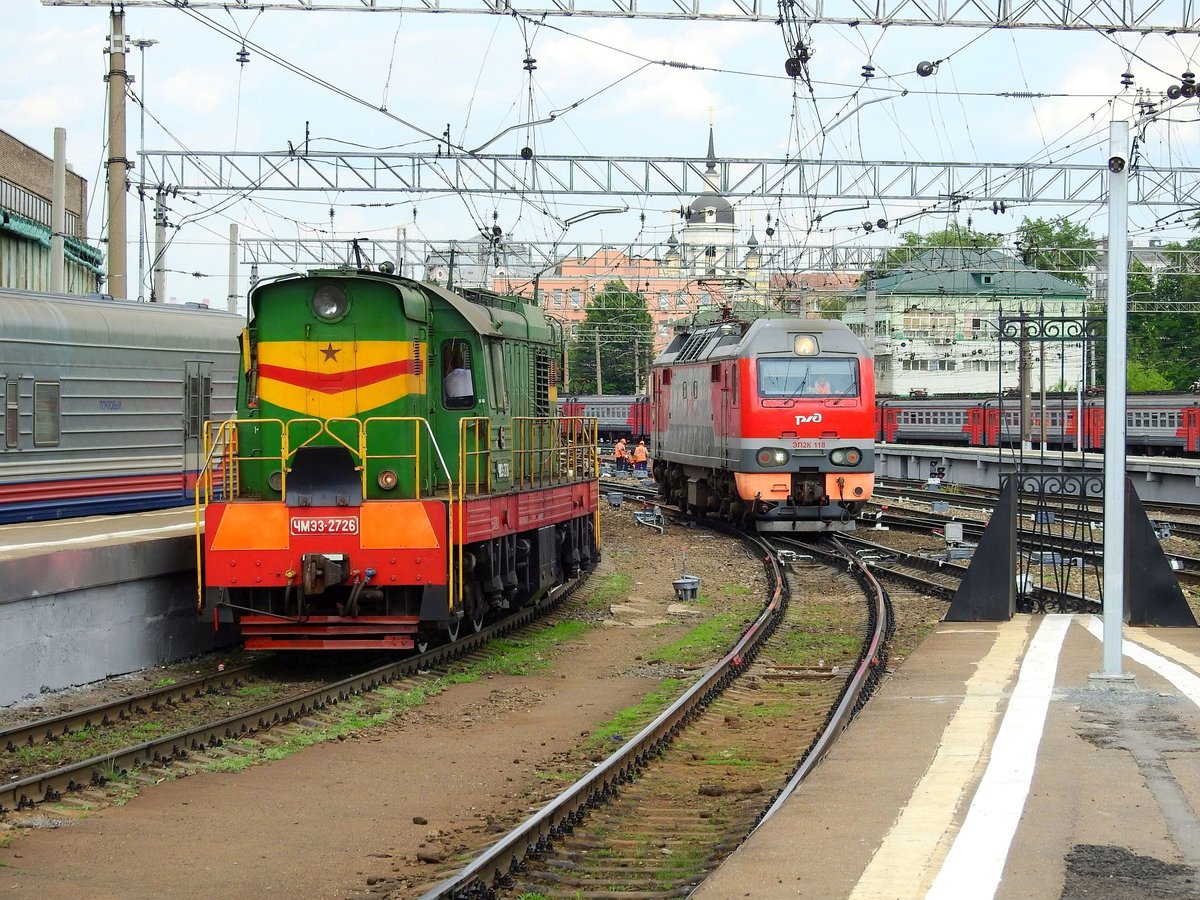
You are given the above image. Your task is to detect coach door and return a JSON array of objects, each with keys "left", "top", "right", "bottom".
[{"left": 184, "top": 360, "right": 214, "bottom": 496}]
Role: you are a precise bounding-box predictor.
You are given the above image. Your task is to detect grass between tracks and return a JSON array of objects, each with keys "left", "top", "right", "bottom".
[{"left": 200, "top": 618, "right": 593, "bottom": 775}]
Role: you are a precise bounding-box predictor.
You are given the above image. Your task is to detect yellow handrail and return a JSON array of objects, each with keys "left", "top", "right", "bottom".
[{"left": 194, "top": 411, "right": 600, "bottom": 616}]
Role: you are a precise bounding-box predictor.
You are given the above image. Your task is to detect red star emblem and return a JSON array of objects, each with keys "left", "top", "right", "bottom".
[{"left": 320, "top": 343, "right": 340, "bottom": 361}]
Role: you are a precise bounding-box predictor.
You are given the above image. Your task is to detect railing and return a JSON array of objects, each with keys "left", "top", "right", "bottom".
[
  {"left": 194, "top": 413, "right": 598, "bottom": 616},
  {"left": 511, "top": 415, "right": 598, "bottom": 488}
]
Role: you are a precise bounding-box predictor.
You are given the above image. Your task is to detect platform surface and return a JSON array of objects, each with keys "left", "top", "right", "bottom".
[
  {"left": 695, "top": 614, "right": 1200, "bottom": 899},
  {"left": 0, "top": 507, "right": 196, "bottom": 562}
]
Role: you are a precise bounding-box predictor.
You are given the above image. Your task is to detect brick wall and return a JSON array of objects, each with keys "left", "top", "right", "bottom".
[{"left": 0, "top": 130, "right": 88, "bottom": 238}]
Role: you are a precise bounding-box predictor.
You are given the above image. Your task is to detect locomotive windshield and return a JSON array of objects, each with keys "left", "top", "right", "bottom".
[{"left": 758, "top": 358, "right": 859, "bottom": 399}]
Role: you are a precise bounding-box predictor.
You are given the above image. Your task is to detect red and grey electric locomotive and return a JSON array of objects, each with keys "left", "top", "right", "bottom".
[{"left": 651, "top": 312, "right": 875, "bottom": 531}]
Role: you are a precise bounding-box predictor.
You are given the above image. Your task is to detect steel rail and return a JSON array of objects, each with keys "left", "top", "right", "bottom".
[
  {"left": 0, "top": 662, "right": 263, "bottom": 753},
  {"left": 0, "top": 578, "right": 581, "bottom": 815},
  {"left": 418, "top": 526, "right": 786, "bottom": 899},
  {"left": 755, "top": 537, "right": 893, "bottom": 827}
]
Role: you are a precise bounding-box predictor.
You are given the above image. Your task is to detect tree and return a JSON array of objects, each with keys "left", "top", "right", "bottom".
[
  {"left": 1014, "top": 216, "right": 1098, "bottom": 286},
  {"left": 566, "top": 280, "right": 655, "bottom": 394},
  {"left": 1126, "top": 359, "right": 1172, "bottom": 391},
  {"left": 1125, "top": 237, "right": 1200, "bottom": 390}
]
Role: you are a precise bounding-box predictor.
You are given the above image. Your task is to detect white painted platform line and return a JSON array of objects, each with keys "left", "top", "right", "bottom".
[
  {"left": 926, "top": 614, "right": 1072, "bottom": 900},
  {"left": 849, "top": 623, "right": 1032, "bottom": 900},
  {"left": 1083, "top": 616, "right": 1200, "bottom": 707},
  {"left": 0, "top": 522, "right": 194, "bottom": 553}
]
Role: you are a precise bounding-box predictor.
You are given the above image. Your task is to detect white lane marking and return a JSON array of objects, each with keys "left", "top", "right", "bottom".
[
  {"left": 3, "top": 507, "right": 190, "bottom": 532},
  {"left": 850, "top": 622, "right": 1031, "bottom": 900},
  {"left": 925, "top": 613, "right": 1072, "bottom": 900},
  {"left": 0, "top": 521, "right": 196, "bottom": 552},
  {"left": 1083, "top": 616, "right": 1200, "bottom": 707}
]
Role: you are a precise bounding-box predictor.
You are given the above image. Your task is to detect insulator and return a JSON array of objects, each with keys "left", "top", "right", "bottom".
[
  {"left": 1167, "top": 84, "right": 1183, "bottom": 100},
  {"left": 520, "top": 146, "right": 533, "bottom": 160},
  {"left": 785, "top": 56, "right": 804, "bottom": 77},
  {"left": 523, "top": 56, "right": 537, "bottom": 72},
  {"left": 1121, "top": 71, "right": 1134, "bottom": 88},
  {"left": 1183, "top": 70, "right": 1196, "bottom": 85},
  {"left": 1183, "top": 83, "right": 1197, "bottom": 98},
  {"left": 765, "top": 226, "right": 775, "bottom": 237},
  {"left": 862, "top": 64, "right": 875, "bottom": 79},
  {"left": 916, "top": 61, "right": 936, "bottom": 77},
  {"left": 236, "top": 48, "right": 250, "bottom": 65},
  {"left": 877, "top": 218, "right": 888, "bottom": 229},
  {"left": 862, "top": 221, "right": 874, "bottom": 232}
]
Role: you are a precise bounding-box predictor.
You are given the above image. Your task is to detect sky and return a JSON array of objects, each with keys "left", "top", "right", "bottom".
[{"left": 2, "top": 0, "right": 1199, "bottom": 307}]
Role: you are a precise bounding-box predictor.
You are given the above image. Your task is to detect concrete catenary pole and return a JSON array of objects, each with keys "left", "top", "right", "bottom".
[
  {"left": 1097, "top": 120, "right": 1132, "bottom": 683},
  {"left": 227, "top": 223, "right": 239, "bottom": 313},
  {"left": 152, "top": 189, "right": 167, "bottom": 302},
  {"left": 594, "top": 328, "right": 602, "bottom": 395},
  {"left": 864, "top": 281, "right": 877, "bottom": 355},
  {"left": 106, "top": 9, "right": 129, "bottom": 299},
  {"left": 50, "top": 127, "right": 66, "bottom": 294}
]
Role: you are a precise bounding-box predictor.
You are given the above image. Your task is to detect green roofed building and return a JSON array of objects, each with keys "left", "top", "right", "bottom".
[{"left": 841, "top": 247, "right": 1090, "bottom": 396}]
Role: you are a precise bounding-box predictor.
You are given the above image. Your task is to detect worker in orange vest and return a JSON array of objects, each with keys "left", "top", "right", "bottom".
[
  {"left": 614, "top": 437, "right": 628, "bottom": 474},
  {"left": 633, "top": 440, "right": 649, "bottom": 476}
]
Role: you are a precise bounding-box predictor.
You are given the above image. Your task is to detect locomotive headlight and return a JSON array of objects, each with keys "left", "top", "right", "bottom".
[
  {"left": 830, "top": 448, "right": 863, "bottom": 466},
  {"left": 794, "top": 335, "right": 819, "bottom": 356},
  {"left": 312, "top": 284, "right": 348, "bottom": 321},
  {"left": 268, "top": 470, "right": 284, "bottom": 492},
  {"left": 377, "top": 468, "right": 399, "bottom": 491},
  {"left": 756, "top": 447, "right": 791, "bottom": 467}
]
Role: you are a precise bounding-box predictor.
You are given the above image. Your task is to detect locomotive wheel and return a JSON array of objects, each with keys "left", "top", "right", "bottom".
[
  {"left": 415, "top": 635, "right": 431, "bottom": 654},
  {"left": 445, "top": 619, "right": 461, "bottom": 643},
  {"left": 470, "top": 609, "right": 486, "bottom": 633}
]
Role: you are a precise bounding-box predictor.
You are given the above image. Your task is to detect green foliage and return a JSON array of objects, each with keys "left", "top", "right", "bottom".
[
  {"left": 1121, "top": 237, "right": 1200, "bottom": 391},
  {"left": 567, "top": 280, "right": 655, "bottom": 394},
  {"left": 1014, "top": 216, "right": 1098, "bottom": 286},
  {"left": 1126, "top": 359, "right": 1173, "bottom": 392}
]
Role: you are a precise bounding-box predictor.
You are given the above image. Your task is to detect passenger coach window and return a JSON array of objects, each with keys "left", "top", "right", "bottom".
[
  {"left": 758, "top": 359, "right": 859, "bottom": 399},
  {"left": 33, "top": 381, "right": 61, "bottom": 447},
  {"left": 5, "top": 379, "right": 17, "bottom": 448}
]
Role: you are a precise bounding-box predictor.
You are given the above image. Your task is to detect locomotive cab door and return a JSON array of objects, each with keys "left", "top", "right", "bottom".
[
  {"left": 184, "top": 360, "right": 214, "bottom": 498},
  {"left": 714, "top": 361, "right": 734, "bottom": 466}
]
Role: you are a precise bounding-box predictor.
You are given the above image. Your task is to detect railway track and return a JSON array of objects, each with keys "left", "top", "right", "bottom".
[
  {"left": 415, "top": 530, "right": 894, "bottom": 899},
  {"left": 0, "top": 577, "right": 584, "bottom": 817},
  {"left": 874, "top": 478, "right": 1200, "bottom": 540},
  {"left": 1, "top": 662, "right": 266, "bottom": 754}
]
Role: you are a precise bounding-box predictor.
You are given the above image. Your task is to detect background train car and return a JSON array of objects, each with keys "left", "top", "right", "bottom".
[
  {"left": 557, "top": 394, "right": 650, "bottom": 446},
  {"left": 198, "top": 268, "right": 599, "bottom": 651},
  {"left": 875, "top": 392, "right": 1200, "bottom": 454},
  {"left": 0, "top": 288, "right": 241, "bottom": 524},
  {"left": 651, "top": 313, "right": 875, "bottom": 531}
]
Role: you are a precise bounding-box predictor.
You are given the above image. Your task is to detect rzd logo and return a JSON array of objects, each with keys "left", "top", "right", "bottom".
[{"left": 794, "top": 413, "right": 823, "bottom": 424}]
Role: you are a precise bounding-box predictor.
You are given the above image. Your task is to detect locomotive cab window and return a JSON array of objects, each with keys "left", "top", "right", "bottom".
[
  {"left": 758, "top": 359, "right": 859, "bottom": 399},
  {"left": 442, "top": 340, "right": 476, "bottom": 410}
]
